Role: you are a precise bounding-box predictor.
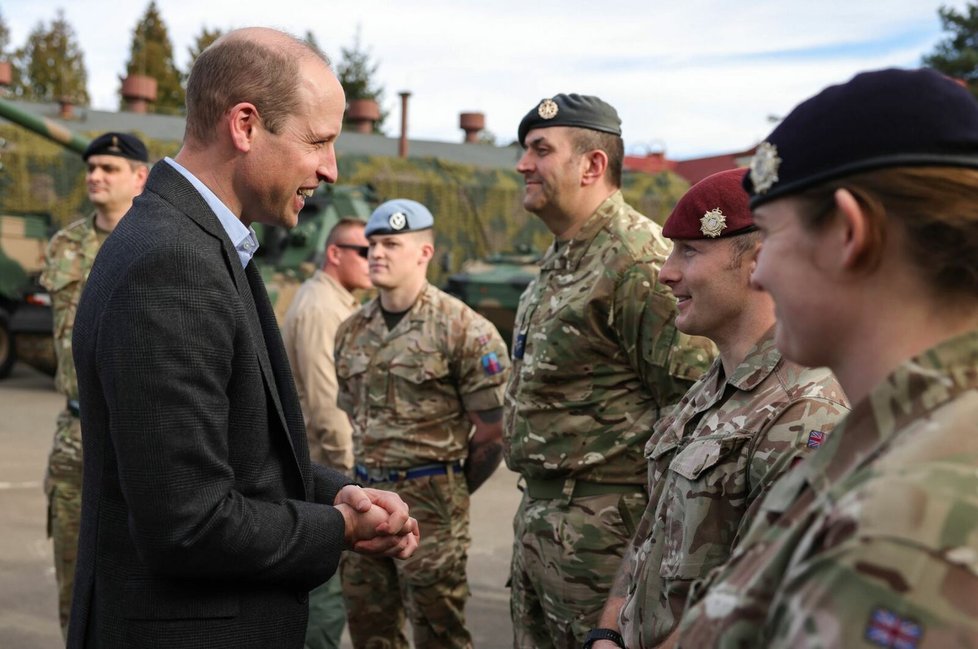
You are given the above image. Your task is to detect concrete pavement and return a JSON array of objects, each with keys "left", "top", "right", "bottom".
[{"left": 0, "top": 361, "right": 522, "bottom": 648}]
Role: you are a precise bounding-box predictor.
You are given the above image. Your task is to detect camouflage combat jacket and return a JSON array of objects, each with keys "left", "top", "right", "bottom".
[
  {"left": 335, "top": 283, "right": 510, "bottom": 468},
  {"left": 677, "top": 329, "right": 978, "bottom": 649},
  {"left": 617, "top": 328, "right": 849, "bottom": 648},
  {"left": 39, "top": 215, "right": 101, "bottom": 478},
  {"left": 503, "top": 191, "right": 715, "bottom": 484}
]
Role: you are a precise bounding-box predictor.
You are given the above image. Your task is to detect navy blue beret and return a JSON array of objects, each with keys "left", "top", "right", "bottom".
[
  {"left": 365, "top": 198, "right": 434, "bottom": 237},
  {"left": 745, "top": 68, "right": 978, "bottom": 208},
  {"left": 663, "top": 169, "right": 753, "bottom": 240},
  {"left": 83, "top": 132, "right": 148, "bottom": 162},
  {"left": 518, "top": 93, "right": 622, "bottom": 147}
]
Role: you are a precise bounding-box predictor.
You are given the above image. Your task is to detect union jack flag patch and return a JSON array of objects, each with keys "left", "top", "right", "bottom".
[
  {"left": 807, "top": 429, "right": 825, "bottom": 448},
  {"left": 865, "top": 607, "right": 922, "bottom": 649},
  {"left": 481, "top": 352, "right": 502, "bottom": 376}
]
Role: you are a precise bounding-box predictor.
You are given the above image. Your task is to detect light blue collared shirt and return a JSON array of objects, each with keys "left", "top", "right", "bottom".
[{"left": 164, "top": 157, "right": 260, "bottom": 269}]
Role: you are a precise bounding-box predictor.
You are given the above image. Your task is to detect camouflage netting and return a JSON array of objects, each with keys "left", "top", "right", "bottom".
[
  {"left": 338, "top": 154, "right": 689, "bottom": 286},
  {"left": 0, "top": 125, "right": 179, "bottom": 228},
  {"left": 0, "top": 127, "right": 689, "bottom": 287}
]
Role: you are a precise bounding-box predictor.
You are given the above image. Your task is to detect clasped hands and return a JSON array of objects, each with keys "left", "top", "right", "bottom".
[{"left": 334, "top": 485, "right": 420, "bottom": 559}]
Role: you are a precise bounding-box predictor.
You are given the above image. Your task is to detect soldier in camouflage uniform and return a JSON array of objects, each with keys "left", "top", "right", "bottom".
[
  {"left": 674, "top": 68, "right": 978, "bottom": 648},
  {"left": 39, "top": 132, "right": 149, "bottom": 638},
  {"left": 503, "top": 93, "right": 716, "bottom": 649},
  {"left": 588, "top": 169, "right": 849, "bottom": 649},
  {"left": 335, "top": 199, "right": 510, "bottom": 649}
]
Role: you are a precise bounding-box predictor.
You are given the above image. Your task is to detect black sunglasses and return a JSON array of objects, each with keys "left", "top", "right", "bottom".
[{"left": 335, "top": 243, "right": 369, "bottom": 259}]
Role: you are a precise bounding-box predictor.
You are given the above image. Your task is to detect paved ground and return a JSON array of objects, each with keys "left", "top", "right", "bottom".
[{"left": 0, "top": 361, "right": 522, "bottom": 648}]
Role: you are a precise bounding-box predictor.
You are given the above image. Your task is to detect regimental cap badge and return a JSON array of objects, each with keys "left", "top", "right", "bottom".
[
  {"left": 700, "top": 208, "right": 726, "bottom": 238},
  {"left": 750, "top": 141, "right": 782, "bottom": 194},
  {"left": 388, "top": 211, "right": 407, "bottom": 230},
  {"left": 537, "top": 98, "right": 559, "bottom": 120},
  {"left": 108, "top": 135, "right": 121, "bottom": 154}
]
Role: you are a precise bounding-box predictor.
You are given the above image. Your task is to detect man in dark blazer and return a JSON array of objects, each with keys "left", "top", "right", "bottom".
[{"left": 68, "top": 27, "right": 419, "bottom": 649}]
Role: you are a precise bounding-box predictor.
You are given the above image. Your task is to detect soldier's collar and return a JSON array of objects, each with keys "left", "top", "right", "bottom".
[{"left": 540, "top": 191, "right": 623, "bottom": 272}]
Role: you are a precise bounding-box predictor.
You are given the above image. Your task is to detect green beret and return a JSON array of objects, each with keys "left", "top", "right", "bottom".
[
  {"left": 83, "top": 132, "right": 148, "bottom": 162},
  {"left": 517, "top": 93, "right": 622, "bottom": 147}
]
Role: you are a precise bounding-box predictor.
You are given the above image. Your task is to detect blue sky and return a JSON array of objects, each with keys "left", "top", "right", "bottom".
[{"left": 2, "top": 0, "right": 970, "bottom": 158}]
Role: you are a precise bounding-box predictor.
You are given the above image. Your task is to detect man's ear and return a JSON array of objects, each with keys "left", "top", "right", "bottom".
[
  {"left": 580, "top": 149, "right": 608, "bottom": 187},
  {"left": 227, "top": 102, "right": 260, "bottom": 153},
  {"left": 419, "top": 241, "right": 435, "bottom": 264},
  {"left": 324, "top": 243, "right": 341, "bottom": 267}
]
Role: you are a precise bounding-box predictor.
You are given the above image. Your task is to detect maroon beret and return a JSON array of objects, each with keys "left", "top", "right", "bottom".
[{"left": 663, "top": 168, "right": 754, "bottom": 240}]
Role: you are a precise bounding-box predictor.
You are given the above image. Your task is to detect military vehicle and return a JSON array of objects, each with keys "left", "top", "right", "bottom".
[
  {"left": 0, "top": 212, "right": 54, "bottom": 378},
  {"left": 0, "top": 97, "right": 377, "bottom": 379},
  {"left": 444, "top": 249, "right": 539, "bottom": 344}
]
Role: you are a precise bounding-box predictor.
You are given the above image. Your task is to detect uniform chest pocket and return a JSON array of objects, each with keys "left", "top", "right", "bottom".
[
  {"left": 388, "top": 353, "right": 453, "bottom": 417},
  {"left": 656, "top": 432, "right": 754, "bottom": 580},
  {"left": 336, "top": 352, "right": 372, "bottom": 413}
]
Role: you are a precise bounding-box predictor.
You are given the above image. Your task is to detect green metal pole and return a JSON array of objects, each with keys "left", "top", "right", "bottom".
[{"left": 0, "top": 97, "right": 90, "bottom": 156}]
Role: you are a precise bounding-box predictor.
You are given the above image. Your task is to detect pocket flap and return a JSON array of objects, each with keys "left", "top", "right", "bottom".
[{"left": 670, "top": 433, "right": 752, "bottom": 480}]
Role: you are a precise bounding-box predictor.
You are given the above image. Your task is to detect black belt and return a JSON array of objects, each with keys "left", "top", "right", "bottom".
[
  {"left": 355, "top": 461, "right": 463, "bottom": 485},
  {"left": 66, "top": 399, "right": 81, "bottom": 417}
]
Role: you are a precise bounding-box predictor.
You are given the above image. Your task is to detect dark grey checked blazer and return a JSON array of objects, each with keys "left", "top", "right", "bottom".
[{"left": 68, "top": 161, "right": 351, "bottom": 649}]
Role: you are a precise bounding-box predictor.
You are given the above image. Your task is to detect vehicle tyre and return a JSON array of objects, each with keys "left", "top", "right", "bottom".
[{"left": 0, "top": 307, "right": 15, "bottom": 379}]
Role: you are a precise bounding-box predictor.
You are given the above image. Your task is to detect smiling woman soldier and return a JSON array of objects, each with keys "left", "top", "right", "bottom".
[{"left": 669, "top": 67, "right": 978, "bottom": 649}]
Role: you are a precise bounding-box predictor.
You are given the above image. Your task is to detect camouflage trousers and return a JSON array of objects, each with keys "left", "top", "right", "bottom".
[
  {"left": 46, "top": 411, "right": 83, "bottom": 640},
  {"left": 305, "top": 573, "right": 346, "bottom": 649},
  {"left": 47, "top": 476, "right": 82, "bottom": 640},
  {"left": 509, "top": 489, "right": 646, "bottom": 649},
  {"left": 341, "top": 471, "right": 472, "bottom": 649}
]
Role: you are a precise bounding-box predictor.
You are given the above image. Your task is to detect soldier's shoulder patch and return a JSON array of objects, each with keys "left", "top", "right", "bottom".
[
  {"left": 476, "top": 333, "right": 492, "bottom": 347},
  {"left": 481, "top": 352, "right": 502, "bottom": 376},
  {"left": 864, "top": 607, "right": 922, "bottom": 649},
  {"left": 807, "top": 429, "right": 826, "bottom": 449}
]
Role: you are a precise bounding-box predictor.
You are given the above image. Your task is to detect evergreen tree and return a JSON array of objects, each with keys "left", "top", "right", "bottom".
[
  {"left": 924, "top": 3, "right": 978, "bottom": 99},
  {"left": 337, "top": 27, "right": 387, "bottom": 133},
  {"left": 122, "top": 1, "right": 184, "bottom": 114},
  {"left": 0, "top": 7, "right": 10, "bottom": 56},
  {"left": 12, "top": 9, "right": 88, "bottom": 104},
  {"left": 187, "top": 26, "right": 223, "bottom": 69}
]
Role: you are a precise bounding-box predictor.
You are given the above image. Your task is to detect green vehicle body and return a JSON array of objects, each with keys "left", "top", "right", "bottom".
[
  {"left": 0, "top": 212, "right": 55, "bottom": 378},
  {"left": 443, "top": 250, "right": 539, "bottom": 345}
]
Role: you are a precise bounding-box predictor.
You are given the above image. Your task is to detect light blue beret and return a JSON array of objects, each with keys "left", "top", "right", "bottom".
[{"left": 364, "top": 198, "right": 434, "bottom": 237}]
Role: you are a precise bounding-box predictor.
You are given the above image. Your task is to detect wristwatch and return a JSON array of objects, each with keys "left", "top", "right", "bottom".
[{"left": 583, "top": 628, "right": 625, "bottom": 649}]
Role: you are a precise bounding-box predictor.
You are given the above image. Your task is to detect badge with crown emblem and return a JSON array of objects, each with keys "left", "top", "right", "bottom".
[
  {"left": 700, "top": 208, "right": 726, "bottom": 237},
  {"left": 750, "top": 142, "right": 782, "bottom": 194},
  {"left": 537, "top": 98, "right": 559, "bottom": 120},
  {"left": 388, "top": 212, "right": 407, "bottom": 230}
]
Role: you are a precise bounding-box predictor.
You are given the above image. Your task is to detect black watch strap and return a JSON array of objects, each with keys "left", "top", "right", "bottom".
[{"left": 583, "top": 627, "right": 625, "bottom": 649}]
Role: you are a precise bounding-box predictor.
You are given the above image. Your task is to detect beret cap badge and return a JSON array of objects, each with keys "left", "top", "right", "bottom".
[
  {"left": 537, "top": 98, "right": 559, "bottom": 120},
  {"left": 388, "top": 212, "right": 407, "bottom": 230},
  {"left": 700, "top": 208, "right": 727, "bottom": 238},
  {"left": 750, "top": 142, "right": 782, "bottom": 194}
]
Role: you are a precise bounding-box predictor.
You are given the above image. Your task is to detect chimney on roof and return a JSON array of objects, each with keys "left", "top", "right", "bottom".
[
  {"left": 459, "top": 112, "right": 484, "bottom": 144},
  {"left": 121, "top": 74, "right": 157, "bottom": 114},
  {"left": 398, "top": 91, "right": 411, "bottom": 158},
  {"left": 0, "top": 61, "right": 11, "bottom": 91},
  {"left": 347, "top": 98, "right": 381, "bottom": 134},
  {"left": 58, "top": 98, "right": 74, "bottom": 120}
]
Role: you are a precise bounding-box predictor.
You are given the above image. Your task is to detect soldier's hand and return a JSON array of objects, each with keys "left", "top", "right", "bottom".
[{"left": 335, "top": 485, "right": 413, "bottom": 535}]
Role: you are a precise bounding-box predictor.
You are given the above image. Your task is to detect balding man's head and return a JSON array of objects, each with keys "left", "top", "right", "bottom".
[{"left": 184, "top": 27, "right": 330, "bottom": 146}]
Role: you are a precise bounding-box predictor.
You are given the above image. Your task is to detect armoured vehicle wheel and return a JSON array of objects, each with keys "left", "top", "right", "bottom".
[{"left": 0, "top": 307, "right": 14, "bottom": 379}]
